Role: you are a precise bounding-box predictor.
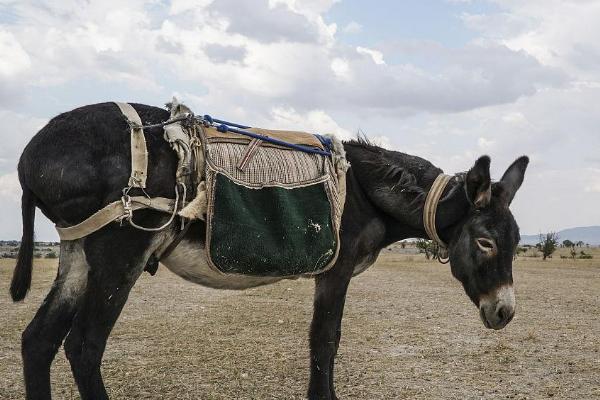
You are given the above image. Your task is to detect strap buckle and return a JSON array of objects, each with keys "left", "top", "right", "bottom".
[{"left": 118, "top": 194, "right": 133, "bottom": 225}]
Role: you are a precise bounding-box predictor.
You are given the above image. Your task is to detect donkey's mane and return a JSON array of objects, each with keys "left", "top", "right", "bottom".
[
  {"left": 344, "top": 135, "right": 382, "bottom": 153},
  {"left": 344, "top": 136, "right": 434, "bottom": 197}
]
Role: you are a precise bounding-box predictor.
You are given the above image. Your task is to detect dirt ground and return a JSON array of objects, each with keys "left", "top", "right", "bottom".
[{"left": 1, "top": 251, "right": 599, "bottom": 399}]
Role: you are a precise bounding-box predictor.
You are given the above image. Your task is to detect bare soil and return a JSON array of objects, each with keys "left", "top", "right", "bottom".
[{"left": 1, "top": 252, "right": 599, "bottom": 399}]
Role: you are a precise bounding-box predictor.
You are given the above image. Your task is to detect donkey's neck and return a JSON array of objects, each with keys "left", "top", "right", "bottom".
[
  {"left": 383, "top": 174, "right": 471, "bottom": 246},
  {"left": 343, "top": 141, "right": 471, "bottom": 248}
]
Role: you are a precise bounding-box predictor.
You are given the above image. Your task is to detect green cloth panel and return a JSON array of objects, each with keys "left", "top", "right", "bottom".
[{"left": 209, "top": 173, "right": 337, "bottom": 276}]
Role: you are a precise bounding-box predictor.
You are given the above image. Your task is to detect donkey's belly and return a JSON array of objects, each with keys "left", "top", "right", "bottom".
[{"left": 161, "top": 240, "right": 284, "bottom": 290}]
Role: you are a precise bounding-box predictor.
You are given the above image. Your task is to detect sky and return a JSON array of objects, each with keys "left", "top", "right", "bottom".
[{"left": 1, "top": 0, "right": 599, "bottom": 240}]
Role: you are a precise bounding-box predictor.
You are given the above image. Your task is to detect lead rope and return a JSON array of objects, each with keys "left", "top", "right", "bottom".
[{"left": 423, "top": 174, "right": 453, "bottom": 264}]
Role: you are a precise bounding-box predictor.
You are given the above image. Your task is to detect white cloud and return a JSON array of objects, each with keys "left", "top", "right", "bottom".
[
  {"left": 169, "top": 0, "right": 215, "bottom": 15},
  {"left": 270, "top": 0, "right": 340, "bottom": 16},
  {"left": 330, "top": 57, "right": 351, "bottom": 81},
  {"left": 477, "top": 137, "right": 495, "bottom": 150},
  {"left": 0, "top": 30, "right": 31, "bottom": 76},
  {"left": 466, "top": 1, "right": 600, "bottom": 82},
  {"left": 0, "top": 110, "right": 48, "bottom": 175},
  {"left": 0, "top": 171, "right": 20, "bottom": 202},
  {"left": 0, "top": 0, "right": 566, "bottom": 117},
  {"left": 356, "top": 46, "right": 385, "bottom": 65},
  {"left": 584, "top": 168, "right": 600, "bottom": 193},
  {"left": 269, "top": 106, "right": 351, "bottom": 139},
  {"left": 461, "top": 12, "right": 533, "bottom": 39},
  {"left": 342, "top": 21, "right": 362, "bottom": 34},
  {"left": 501, "top": 112, "right": 526, "bottom": 124}
]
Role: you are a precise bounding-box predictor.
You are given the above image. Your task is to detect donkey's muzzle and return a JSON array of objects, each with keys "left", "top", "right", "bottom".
[{"left": 479, "top": 285, "right": 515, "bottom": 330}]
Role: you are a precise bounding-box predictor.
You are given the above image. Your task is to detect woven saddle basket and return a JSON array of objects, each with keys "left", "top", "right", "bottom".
[{"left": 201, "top": 125, "right": 346, "bottom": 277}]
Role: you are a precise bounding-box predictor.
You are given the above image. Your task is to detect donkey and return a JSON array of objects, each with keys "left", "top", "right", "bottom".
[{"left": 10, "top": 102, "right": 528, "bottom": 400}]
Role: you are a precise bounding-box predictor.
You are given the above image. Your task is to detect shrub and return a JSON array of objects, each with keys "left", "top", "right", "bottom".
[
  {"left": 416, "top": 239, "right": 442, "bottom": 260},
  {"left": 538, "top": 232, "right": 559, "bottom": 260}
]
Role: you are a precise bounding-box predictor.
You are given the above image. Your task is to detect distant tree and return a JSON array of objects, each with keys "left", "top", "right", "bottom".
[
  {"left": 576, "top": 241, "right": 584, "bottom": 247},
  {"left": 45, "top": 251, "right": 58, "bottom": 259},
  {"left": 416, "top": 239, "right": 441, "bottom": 260},
  {"left": 538, "top": 232, "right": 559, "bottom": 260},
  {"left": 562, "top": 239, "right": 574, "bottom": 248},
  {"left": 416, "top": 239, "right": 431, "bottom": 259}
]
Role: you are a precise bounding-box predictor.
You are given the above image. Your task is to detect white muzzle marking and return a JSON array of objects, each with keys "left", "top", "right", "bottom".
[{"left": 479, "top": 285, "right": 515, "bottom": 330}]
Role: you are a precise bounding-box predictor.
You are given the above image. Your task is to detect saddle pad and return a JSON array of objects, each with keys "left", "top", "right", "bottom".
[{"left": 204, "top": 136, "right": 342, "bottom": 277}]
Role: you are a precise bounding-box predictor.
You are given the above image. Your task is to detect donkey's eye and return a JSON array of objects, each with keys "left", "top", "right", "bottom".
[{"left": 476, "top": 238, "right": 497, "bottom": 255}]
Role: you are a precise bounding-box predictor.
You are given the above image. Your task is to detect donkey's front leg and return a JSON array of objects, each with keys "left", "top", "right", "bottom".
[{"left": 308, "top": 265, "right": 353, "bottom": 400}]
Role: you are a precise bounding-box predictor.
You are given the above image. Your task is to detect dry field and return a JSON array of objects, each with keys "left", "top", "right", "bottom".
[{"left": 1, "top": 250, "right": 599, "bottom": 399}]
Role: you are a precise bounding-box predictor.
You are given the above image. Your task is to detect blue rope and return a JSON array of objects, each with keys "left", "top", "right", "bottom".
[
  {"left": 206, "top": 116, "right": 251, "bottom": 130},
  {"left": 203, "top": 115, "right": 332, "bottom": 157},
  {"left": 314, "top": 134, "right": 333, "bottom": 150}
]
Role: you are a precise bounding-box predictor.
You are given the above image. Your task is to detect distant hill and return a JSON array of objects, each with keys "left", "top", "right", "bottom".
[{"left": 520, "top": 226, "right": 600, "bottom": 245}]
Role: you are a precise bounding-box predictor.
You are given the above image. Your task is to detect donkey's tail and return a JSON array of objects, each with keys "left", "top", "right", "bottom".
[{"left": 10, "top": 185, "right": 36, "bottom": 302}]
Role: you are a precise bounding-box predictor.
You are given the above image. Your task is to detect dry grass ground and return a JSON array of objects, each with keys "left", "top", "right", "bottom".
[{"left": 1, "top": 250, "right": 599, "bottom": 399}]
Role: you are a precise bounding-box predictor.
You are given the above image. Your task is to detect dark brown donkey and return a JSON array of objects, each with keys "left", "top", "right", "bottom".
[{"left": 10, "top": 103, "right": 528, "bottom": 400}]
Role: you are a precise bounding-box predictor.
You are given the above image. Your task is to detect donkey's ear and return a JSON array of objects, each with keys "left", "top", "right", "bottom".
[
  {"left": 499, "top": 156, "right": 529, "bottom": 206},
  {"left": 465, "top": 155, "right": 491, "bottom": 208}
]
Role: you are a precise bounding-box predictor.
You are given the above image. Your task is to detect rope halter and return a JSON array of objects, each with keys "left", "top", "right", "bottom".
[{"left": 423, "top": 174, "right": 453, "bottom": 263}]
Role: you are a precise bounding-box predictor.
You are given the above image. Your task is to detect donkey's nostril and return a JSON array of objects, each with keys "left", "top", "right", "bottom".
[
  {"left": 497, "top": 305, "right": 514, "bottom": 324},
  {"left": 497, "top": 306, "right": 506, "bottom": 321}
]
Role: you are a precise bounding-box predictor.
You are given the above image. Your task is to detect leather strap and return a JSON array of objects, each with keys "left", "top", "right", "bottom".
[
  {"left": 423, "top": 174, "right": 453, "bottom": 251},
  {"left": 158, "top": 220, "right": 194, "bottom": 261},
  {"left": 115, "top": 102, "right": 148, "bottom": 188},
  {"left": 56, "top": 196, "right": 176, "bottom": 240}
]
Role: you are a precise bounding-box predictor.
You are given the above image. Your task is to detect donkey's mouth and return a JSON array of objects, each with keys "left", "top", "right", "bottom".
[{"left": 479, "top": 306, "right": 492, "bottom": 329}]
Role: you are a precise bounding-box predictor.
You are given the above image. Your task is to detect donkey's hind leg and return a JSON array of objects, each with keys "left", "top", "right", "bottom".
[
  {"left": 63, "top": 228, "right": 168, "bottom": 400},
  {"left": 21, "top": 240, "right": 88, "bottom": 400}
]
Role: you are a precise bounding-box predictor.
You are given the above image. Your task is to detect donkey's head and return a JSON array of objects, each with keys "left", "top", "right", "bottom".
[{"left": 448, "top": 155, "right": 529, "bottom": 330}]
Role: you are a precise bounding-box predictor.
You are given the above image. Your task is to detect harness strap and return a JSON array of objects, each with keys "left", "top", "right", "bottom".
[
  {"left": 56, "top": 196, "right": 176, "bottom": 241},
  {"left": 423, "top": 174, "right": 453, "bottom": 261},
  {"left": 158, "top": 219, "right": 194, "bottom": 261},
  {"left": 114, "top": 102, "right": 148, "bottom": 188}
]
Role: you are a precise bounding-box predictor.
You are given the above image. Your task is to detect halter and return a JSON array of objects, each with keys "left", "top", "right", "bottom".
[{"left": 423, "top": 174, "right": 453, "bottom": 263}]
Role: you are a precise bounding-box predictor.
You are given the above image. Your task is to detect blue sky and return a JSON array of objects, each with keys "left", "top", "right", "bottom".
[
  {"left": 1, "top": 0, "right": 600, "bottom": 240},
  {"left": 328, "top": 0, "right": 501, "bottom": 48}
]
